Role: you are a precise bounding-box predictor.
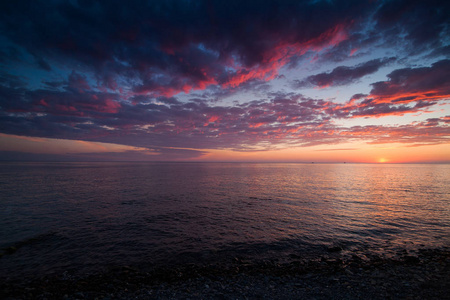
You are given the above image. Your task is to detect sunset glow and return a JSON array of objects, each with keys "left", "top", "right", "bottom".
[{"left": 0, "top": 1, "right": 449, "bottom": 162}]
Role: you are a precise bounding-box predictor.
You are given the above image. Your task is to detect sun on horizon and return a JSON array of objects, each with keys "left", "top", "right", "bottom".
[{"left": 0, "top": 0, "right": 448, "bottom": 163}]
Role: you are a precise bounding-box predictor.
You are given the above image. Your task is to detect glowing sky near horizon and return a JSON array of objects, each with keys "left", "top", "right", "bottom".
[{"left": 0, "top": 0, "right": 449, "bottom": 163}]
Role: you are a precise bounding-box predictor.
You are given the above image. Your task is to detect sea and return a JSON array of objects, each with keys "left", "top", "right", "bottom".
[{"left": 0, "top": 162, "right": 449, "bottom": 280}]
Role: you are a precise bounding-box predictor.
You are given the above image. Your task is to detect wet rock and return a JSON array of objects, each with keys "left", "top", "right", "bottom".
[
  {"left": 404, "top": 256, "right": 420, "bottom": 263},
  {"left": 327, "top": 246, "right": 343, "bottom": 253},
  {"left": 5, "top": 246, "right": 17, "bottom": 255},
  {"left": 2, "top": 248, "right": 450, "bottom": 300},
  {"left": 345, "top": 269, "right": 354, "bottom": 275}
]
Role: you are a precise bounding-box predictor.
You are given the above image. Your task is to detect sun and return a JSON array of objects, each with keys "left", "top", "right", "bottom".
[{"left": 378, "top": 158, "right": 388, "bottom": 163}]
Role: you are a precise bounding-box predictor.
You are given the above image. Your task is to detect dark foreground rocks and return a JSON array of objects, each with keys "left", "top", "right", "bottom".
[{"left": 1, "top": 248, "right": 449, "bottom": 300}]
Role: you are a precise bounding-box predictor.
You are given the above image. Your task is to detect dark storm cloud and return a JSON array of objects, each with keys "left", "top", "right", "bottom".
[
  {"left": 425, "top": 45, "right": 450, "bottom": 59},
  {"left": 328, "top": 60, "right": 450, "bottom": 119},
  {"left": 317, "top": 0, "right": 450, "bottom": 63},
  {"left": 35, "top": 56, "right": 52, "bottom": 71},
  {"left": 0, "top": 73, "right": 27, "bottom": 89},
  {"left": 294, "top": 57, "right": 396, "bottom": 88},
  {"left": 374, "top": 0, "right": 450, "bottom": 54},
  {"left": 1, "top": 1, "right": 448, "bottom": 96},
  {"left": 0, "top": 45, "right": 23, "bottom": 64},
  {"left": 1, "top": 57, "right": 449, "bottom": 152},
  {"left": 0, "top": 0, "right": 371, "bottom": 95},
  {"left": 0, "top": 0, "right": 449, "bottom": 155},
  {"left": 369, "top": 59, "right": 450, "bottom": 103}
]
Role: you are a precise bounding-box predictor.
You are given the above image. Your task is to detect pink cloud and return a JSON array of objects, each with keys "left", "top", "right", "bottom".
[{"left": 223, "top": 24, "right": 348, "bottom": 89}]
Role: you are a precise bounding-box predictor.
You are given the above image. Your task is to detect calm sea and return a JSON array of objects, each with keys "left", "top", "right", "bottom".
[{"left": 1, "top": 162, "right": 449, "bottom": 280}]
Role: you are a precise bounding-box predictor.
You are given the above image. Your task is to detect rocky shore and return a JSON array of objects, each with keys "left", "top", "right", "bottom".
[{"left": 1, "top": 248, "right": 449, "bottom": 299}]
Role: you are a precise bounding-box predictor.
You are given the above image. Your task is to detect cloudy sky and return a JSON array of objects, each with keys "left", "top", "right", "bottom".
[{"left": 0, "top": 0, "right": 449, "bottom": 162}]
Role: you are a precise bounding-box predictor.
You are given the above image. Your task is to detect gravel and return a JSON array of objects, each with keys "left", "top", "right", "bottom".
[{"left": 1, "top": 248, "right": 449, "bottom": 299}]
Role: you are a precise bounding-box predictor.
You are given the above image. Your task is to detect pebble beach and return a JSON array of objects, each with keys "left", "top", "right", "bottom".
[{"left": 2, "top": 248, "right": 449, "bottom": 299}]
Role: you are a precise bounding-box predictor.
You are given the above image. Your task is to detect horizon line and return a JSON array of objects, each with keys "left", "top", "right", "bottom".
[{"left": 1, "top": 160, "right": 449, "bottom": 164}]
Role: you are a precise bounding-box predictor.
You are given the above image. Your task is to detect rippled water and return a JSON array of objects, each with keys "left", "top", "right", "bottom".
[{"left": 1, "top": 162, "right": 449, "bottom": 279}]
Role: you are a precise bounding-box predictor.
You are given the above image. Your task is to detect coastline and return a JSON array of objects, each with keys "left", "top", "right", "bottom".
[{"left": 2, "top": 248, "right": 449, "bottom": 299}]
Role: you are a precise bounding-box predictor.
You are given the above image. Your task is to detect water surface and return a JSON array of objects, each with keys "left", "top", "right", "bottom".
[{"left": 1, "top": 162, "right": 449, "bottom": 279}]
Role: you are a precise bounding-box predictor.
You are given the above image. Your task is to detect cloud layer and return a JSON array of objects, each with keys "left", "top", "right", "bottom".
[
  {"left": 294, "top": 57, "right": 396, "bottom": 88},
  {"left": 0, "top": 0, "right": 449, "bottom": 160}
]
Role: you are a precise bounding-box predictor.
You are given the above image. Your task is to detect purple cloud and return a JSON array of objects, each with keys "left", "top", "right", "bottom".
[
  {"left": 369, "top": 59, "right": 450, "bottom": 103},
  {"left": 294, "top": 57, "right": 396, "bottom": 88},
  {"left": 328, "top": 60, "right": 450, "bottom": 118},
  {"left": 0, "top": 0, "right": 372, "bottom": 96},
  {"left": 0, "top": 0, "right": 449, "bottom": 160}
]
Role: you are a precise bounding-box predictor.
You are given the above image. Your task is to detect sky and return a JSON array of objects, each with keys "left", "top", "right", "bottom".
[{"left": 0, "top": 0, "right": 449, "bottom": 163}]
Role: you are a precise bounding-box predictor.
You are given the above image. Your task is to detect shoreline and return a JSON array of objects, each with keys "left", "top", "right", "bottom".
[{"left": 2, "top": 248, "right": 449, "bottom": 299}]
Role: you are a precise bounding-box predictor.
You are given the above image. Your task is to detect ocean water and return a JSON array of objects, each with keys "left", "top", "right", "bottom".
[{"left": 0, "top": 162, "right": 449, "bottom": 280}]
